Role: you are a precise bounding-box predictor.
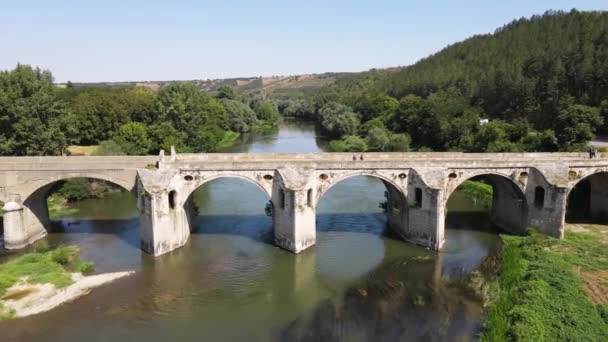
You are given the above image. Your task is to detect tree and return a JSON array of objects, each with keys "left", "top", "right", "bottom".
[
  {"left": 387, "top": 133, "right": 411, "bottom": 152},
  {"left": 555, "top": 104, "right": 603, "bottom": 149},
  {"left": 366, "top": 127, "right": 390, "bottom": 151},
  {"left": 319, "top": 102, "right": 359, "bottom": 137},
  {"left": 222, "top": 99, "right": 258, "bottom": 132},
  {"left": 148, "top": 122, "right": 188, "bottom": 153},
  {"left": 255, "top": 101, "right": 280, "bottom": 121},
  {"left": 155, "top": 82, "right": 227, "bottom": 151},
  {"left": 112, "top": 122, "right": 151, "bottom": 155},
  {"left": 216, "top": 85, "right": 237, "bottom": 100},
  {"left": 0, "top": 64, "right": 69, "bottom": 155}
]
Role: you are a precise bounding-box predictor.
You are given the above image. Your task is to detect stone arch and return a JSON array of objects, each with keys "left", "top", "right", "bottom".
[
  {"left": 175, "top": 172, "right": 273, "bottom": 237},
  {"left": 180, "top": 172, "right": 273, "bottom": 202},
  {"left": 445, "top": 172, "right": 529, "bottom": 235},
  {"left": 315, "top": 170, "right": 406, "bottom": 205},
  {"left": 445, "top": 169, "right": 525, "bottom": 200},
  {"left": 20, "top": 172, "right": 135, "bottom": 201},
  {"left": 566, "top": 171, "right": 608, "bottom": 222}
]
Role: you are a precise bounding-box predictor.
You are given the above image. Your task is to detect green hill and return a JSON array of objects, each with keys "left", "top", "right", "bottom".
[{"left": 331, "top": 10, "right": 608, "bottom": 130}]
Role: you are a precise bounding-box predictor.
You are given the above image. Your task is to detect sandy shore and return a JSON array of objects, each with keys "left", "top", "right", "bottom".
[{"left": 0, "top": 271, "right": 135, "bottom": 318}]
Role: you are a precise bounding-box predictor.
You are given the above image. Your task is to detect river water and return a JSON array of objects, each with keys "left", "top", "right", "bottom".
[{"left": 0, "top": 120, "right": 500, "bottom": 341}]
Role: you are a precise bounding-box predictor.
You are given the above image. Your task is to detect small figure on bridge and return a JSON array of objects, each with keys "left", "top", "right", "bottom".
[
  {"left": 352, "top": 155, "right": 357, "bottom": 161},
  {"left": 589, "top": 146, "right": 597, "bottom": 159},
  {"left": 359, "top": 154, "right": 364, "bottom": 161}
]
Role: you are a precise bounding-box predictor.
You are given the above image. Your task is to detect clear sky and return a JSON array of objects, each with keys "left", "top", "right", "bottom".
[{"left": 1, "top": 0, "right": 606, "bottom": 83}]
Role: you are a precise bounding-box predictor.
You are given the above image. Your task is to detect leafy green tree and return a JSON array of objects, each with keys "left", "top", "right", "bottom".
[
  {"left": 216, "top": 85, "right": 237, "bottom": 100},
  {"left": 112, "top": 122, "right": 151, "bottom": 155},
  {"left": 366, "top": 127, "right": 390, "bottom": 151},
  {"left": 222, "top": 99, "right": 259, "bottom": 132},
  {"left": 0, "top": 64, "right": 69, "bottom": 155},
  {"left": 555, "top": 104, "right": 603, "bottom": 149},
  {"left": 155, "top": 82, "right": 227, "bottom": 151},
  {"left": 387, "top": 133, "right": 412, "bottom": 152},
  {"left": 319, "top": 102, "right": 359, "bottom": 137},
  {"left": 148, "top": 122, "right": 188, "bottom": 153},
  {"left": 281, "top": 99, "right": 316, "bottom": 118},
  {"left": 255, "top": 101, "right": 280, "bottom": 121}
]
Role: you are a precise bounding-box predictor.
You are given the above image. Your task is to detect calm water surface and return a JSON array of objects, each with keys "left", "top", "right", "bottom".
[{"left": 0, "top": 119, "right": 500, "bottom": 341}]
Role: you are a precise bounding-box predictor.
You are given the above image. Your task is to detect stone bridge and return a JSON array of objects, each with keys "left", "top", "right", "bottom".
[{"left": 1, "top": 151, "right": 607, "bottom": 256}]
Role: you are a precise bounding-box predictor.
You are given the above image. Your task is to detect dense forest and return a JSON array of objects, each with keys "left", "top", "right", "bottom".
[
  {"left": 0, "top": 66, "right": 279, "bottom": 156},
  {"left": 279, "top": 10, "right": 608, "bottom": 152},
  {"left": 1, "top": 10, "right": 607, "bottom": 156}
]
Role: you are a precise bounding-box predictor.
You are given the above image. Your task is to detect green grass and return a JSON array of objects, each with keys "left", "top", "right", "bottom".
[
  {"left": 480, "top": 230, "right": 608, "bottom": 341},
  {"left": 0, "top": 244, "right": 94, "bottom": 299},
  {"left": 217, "top": 131, "right": 240, "bottom": 149}
]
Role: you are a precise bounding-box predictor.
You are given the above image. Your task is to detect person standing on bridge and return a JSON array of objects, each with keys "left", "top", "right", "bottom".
[
  {"left": 352, "top": 155, "right": 357, "bottom": 161},
  {"left": 359, "top": 154, "right": 364, "bottom": 161},
  {"left": 589, "top": 146, "right": 598, "bottom": 159}
]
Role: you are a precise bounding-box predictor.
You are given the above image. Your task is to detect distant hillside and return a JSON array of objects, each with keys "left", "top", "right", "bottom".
[
  {"left": 330, "top": 10, "right": 608, "bottom": 128},
  {"left": 57, "top": 72, "right": 353, "bottom": 97}
]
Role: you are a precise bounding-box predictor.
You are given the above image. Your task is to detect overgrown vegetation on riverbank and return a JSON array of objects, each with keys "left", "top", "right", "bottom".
[
  {"left": 481, "top": 227, "right": 608, "bottom": 341},
  {"left": 0, "top": 244, "right": 94, "bottom": 319}
]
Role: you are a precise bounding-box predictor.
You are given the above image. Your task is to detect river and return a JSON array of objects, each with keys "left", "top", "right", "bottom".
[{"left": 0, "top": 119, "right": 501, "bottom": 341}]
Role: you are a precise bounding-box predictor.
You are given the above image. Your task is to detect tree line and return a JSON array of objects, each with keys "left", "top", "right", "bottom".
[
  {"left": 0, "top": 65, "right": 279, "bottom": 156},
  {"left": 277, "top": 10, "right": 608, "bottom": 152}
]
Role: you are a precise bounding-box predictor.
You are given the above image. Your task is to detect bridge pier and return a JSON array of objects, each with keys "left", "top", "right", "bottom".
[
  {"left": 528, "top": 186, "right": 568, "bottom": 238},
  {"left": 2, "top": 195, "right": 48, "bottom": 249},
  {"left": 139, "top": 189, "right": 191, "bottom": 257},
  {"left": 400, "top": 187, "right": 445, "bottom": 250},
  {"left": 272, "top": 184, "right": 316, "bottom": 253}
]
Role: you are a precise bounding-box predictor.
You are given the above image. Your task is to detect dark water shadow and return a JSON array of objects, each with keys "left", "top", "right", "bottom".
[{"left": 48, "top": 218, "right": 141, "bottom": 250}]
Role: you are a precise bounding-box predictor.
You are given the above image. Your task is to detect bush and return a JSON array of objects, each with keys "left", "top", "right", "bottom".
[{"left": 56, "top": 179, "right": 89, "bottom": 202}]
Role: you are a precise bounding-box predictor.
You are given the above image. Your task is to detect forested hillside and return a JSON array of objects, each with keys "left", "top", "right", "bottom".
[{"left": 281, "top": 10, "right": 608, "bottom": 152}]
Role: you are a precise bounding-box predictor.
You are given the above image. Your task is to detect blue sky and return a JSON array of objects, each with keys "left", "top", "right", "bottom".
[{"left": 1, "top": 1, "right": 606, "bottom": 82}]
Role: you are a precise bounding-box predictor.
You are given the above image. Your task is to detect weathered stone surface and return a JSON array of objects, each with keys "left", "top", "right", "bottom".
[{"left": 1, "top": 152, "right": 607, "bottom": 255}]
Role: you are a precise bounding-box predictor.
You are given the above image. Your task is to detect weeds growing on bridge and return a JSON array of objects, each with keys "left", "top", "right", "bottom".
[{"left": 481, "top": 228, "right": 608, "bottom": 341}]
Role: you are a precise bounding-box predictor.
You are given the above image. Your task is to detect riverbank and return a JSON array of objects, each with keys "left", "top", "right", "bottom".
[
  {"left": 481, "top": 224, "right": 608, "bottom": 341},
  {"left": 0, "top": 245, "right": 133, "bottom": 320}
]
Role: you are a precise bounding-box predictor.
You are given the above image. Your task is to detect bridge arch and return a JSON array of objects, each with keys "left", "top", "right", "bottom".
[
  {"left": 445, "top": 172, "right": 529, "bottom": 235},
  {"left": 314, "top": 170, "right": 406, "bottom": 206},
  {"left": 567, "top": 171, "right": 608, "bottom": 222},
  {"left": 20, "top": 173, "right": 135, "bottom": 201},
  {"left": 179, "top": 173, "right": 272, "bottom": 203},
  {"left": 177, "top": 173, "right": 273, "bottom": 238}
]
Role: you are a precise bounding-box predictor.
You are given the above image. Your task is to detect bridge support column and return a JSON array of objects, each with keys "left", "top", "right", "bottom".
[
  {"left": 403, "top": 188, "right": 445, "bottom": 250},
  {"left": 2, "top": 195, "right": 48, "bottom": 249},
  {"left": 139, "top": 190, "right": 191, "bottom": 256},
  {"left": 273, "top": 186, "right": 316, "bottom": 253},
  {"left": 528, "top": 187, "right": 568, "bottom": 238}
]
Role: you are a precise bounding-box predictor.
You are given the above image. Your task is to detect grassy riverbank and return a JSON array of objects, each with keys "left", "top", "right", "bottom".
[
  {"left": 0, "top": 244, "right": 94, "bottom": 320},
  {"left": 481, "top": 226, "right": 608, "bottom": 341}
]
